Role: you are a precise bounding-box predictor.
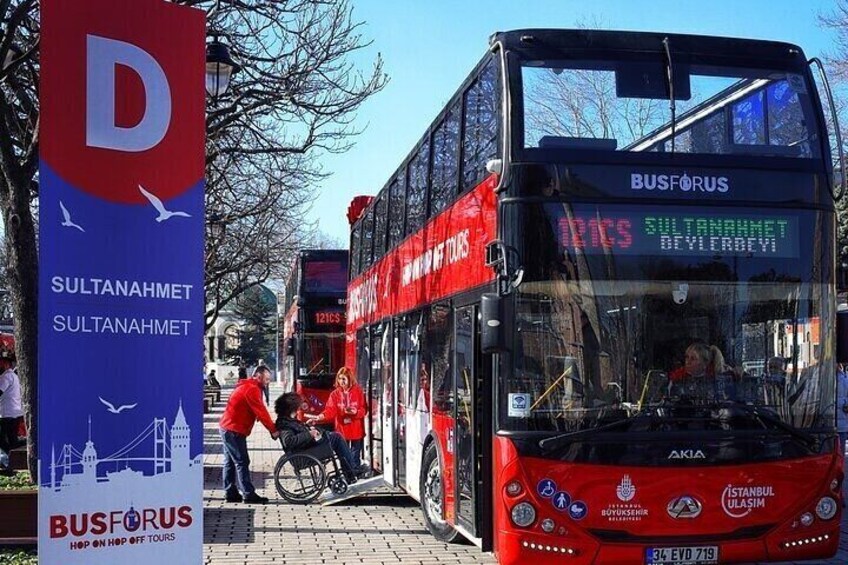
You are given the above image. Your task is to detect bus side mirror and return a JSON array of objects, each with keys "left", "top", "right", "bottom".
[
  {"left": 837, "top": 308, "right": 848, "bottom": 364},
  {"left": 285, "top": 338, "right": 295, "bottom": 357},
  {"left": 481, "top": 293, "right": 508, "bottom": 354}
]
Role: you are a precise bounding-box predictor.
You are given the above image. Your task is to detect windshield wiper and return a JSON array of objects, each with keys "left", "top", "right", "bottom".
[
  {"left": 539, "top": 411, "right": 654, "bottom": 451},
  {"left": 662, "top": 37, "right": 676, "bottom": 155},
  {"left": 727, "top": 402, "right": 819, "bottom": 449}
]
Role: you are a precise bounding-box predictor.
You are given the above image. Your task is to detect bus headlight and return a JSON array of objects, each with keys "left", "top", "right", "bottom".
[
  {"left": 540, "top": 518, "right": 555, "bottom": 532},
  {"left": 815, "top": 497, "right": 837, "bottom": 520},
  {"left": 799, "top": 512, "right": 814, "bottom": 526},
  {"left": 511, "top": 502, "right": 536, "bottom": 527}
]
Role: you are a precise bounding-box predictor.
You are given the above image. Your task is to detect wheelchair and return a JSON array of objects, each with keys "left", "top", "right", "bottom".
[{"left": 273, "top": 439, "right": 351, "bottom": 504}]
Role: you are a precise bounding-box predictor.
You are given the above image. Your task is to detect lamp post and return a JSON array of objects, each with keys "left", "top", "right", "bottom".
[{"left": 205, "top": 35, "right": 241, "bottom": 101}]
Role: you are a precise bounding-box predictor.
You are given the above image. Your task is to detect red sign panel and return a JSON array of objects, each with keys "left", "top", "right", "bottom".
[{"left": 41, "top": 0, "right": 205, "bottom": 204}]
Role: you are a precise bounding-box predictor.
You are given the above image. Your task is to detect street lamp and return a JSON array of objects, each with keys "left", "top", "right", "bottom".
[
  {"left": 209, "top": 212, "right": 227, "bottom": 240},
  {"left": 205, "top": 36, "right": 241, "bottom": 100}
]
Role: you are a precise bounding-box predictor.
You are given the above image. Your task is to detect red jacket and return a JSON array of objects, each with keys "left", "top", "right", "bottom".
[
  {"left": 220, "top": 379, "right": 276, "bottom": 436},
  {"left": 320, "top": 385, "right": 366, "bottom": 440}
]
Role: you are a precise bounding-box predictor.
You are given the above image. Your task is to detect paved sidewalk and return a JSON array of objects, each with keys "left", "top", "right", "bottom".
[
  {"left": 202, "top": 384, "right": 847, "bottom": 564},
  {"left": 203, "top": 383, "right": 495, "bottom": 564}
]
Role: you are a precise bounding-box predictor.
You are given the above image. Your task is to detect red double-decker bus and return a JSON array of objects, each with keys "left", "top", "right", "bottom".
[
  {"left": 281, "top": 250, "right": 348, "bottom": 417},
  {"left": 345, "top": 29, "right": 844, "bottom": 564}
]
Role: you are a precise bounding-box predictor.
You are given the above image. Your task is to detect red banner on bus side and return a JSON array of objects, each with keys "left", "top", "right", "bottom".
[{"left": 345, "top": 174, "right": 498, "bottom": 361}]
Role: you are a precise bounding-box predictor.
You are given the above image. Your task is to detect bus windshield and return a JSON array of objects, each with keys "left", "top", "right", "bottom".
[
  {"left": 304, "top": 259, "right": 348, "bottom": 294},
  {"left": 299, "top": 332, "right": 345, "bottom": 389},
  {"left": 503, "top": 201, "right": 835, "bottom": 443},
  {"left": 521, "top": 59, "right": 822, "bottom": 158}
]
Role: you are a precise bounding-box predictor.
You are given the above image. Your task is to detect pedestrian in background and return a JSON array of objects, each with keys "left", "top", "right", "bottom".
[
  {"left": 0, "top": 349, "right": 23, "bottom": 476},
  {"left": 219, "top": 365, "right": 279, "bottom": 504},
  {"left": 306, "top": 366, "right": 369, "bottom": 473}
]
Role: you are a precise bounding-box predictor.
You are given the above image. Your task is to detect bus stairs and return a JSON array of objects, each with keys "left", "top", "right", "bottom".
[{"left": 318, "top": 475, "right": 389, "bottom": 506}]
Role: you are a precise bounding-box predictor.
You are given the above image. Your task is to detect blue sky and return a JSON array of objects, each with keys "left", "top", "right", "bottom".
[{"left": 309, "top": 0, "right": 839, "bottom": 244}]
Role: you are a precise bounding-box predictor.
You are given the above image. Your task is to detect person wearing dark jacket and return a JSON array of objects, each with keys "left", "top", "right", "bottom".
[
  {"left": 275, "top": 392, "right": 368, "bottom": 482},
  {"left": 219, "top": 366, "right": 279, "bottom": 504}
]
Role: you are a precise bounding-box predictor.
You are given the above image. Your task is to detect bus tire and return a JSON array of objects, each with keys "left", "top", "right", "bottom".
[{"left": 420, "top": 441, "right": 459, "bottom": 543}]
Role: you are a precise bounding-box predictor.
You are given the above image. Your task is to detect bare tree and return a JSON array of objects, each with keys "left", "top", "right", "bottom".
[
  {"left": 819, "top": 2, "right": 848, "bottom": 266},
  {"left": 0, "top": 0, "right": 39, "bottom": 478},
  {"left": 0, "top": 0, "right": 386, "bottom": 476},
  {"left": 198, "top": 0, "right": 387, "bottom": 328},
  {"left": 523, "top": 66, "right": 669, "bottom": 148}
]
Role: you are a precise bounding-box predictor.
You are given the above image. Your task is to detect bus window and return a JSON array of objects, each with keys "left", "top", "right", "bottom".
[
  {"left": 361, "top": 206, "right": 375, "bottom": 271},
  {"left": 462, "top": 59, "right": 499, "bottom": 193},
  {"left": 733, "top": 90, "right": 766, "bottom": 145},
  {"left": 304, "top": 260, "right": 347, "bottom": 294},
  {"left": 406, "top": 140, "right": 429, "bottom": 236},
  {"left": 427, "top": 303, "right": 453, "bottom": 415},
  {"left": 388, "top": 172, "right": 407, "bottom": 249},
  {"left": 522, "top": 60, "right": 821, "bottom": 159},
  {"left": 350, "top": 224, "right": 361, "bottom": 277},
  {"left": 430, "top": 101, "right": 460, "bottom": 218},
  {"left": 373, "top": 191, "right": 389, "bottom": 261}
]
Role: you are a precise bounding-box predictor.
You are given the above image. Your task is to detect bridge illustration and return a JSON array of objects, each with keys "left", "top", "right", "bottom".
[{"left": 42, "top": 401, "right": 197, "bottom": 490}]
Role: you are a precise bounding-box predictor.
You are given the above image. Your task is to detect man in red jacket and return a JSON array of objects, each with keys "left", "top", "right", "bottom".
[{"left": 219, "top": 365, "right": 279, "bottom": 503}]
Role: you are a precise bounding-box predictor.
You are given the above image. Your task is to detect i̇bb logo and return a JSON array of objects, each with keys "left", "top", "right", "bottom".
[{"left": 40, "top": 0, "right": 205, "bottom": 204}]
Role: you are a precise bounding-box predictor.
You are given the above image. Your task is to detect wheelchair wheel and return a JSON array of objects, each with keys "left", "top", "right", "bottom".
[
  {"left": 327, "top": 474, "right": 348, "bottom": 495},
  {"left": 274, "top": 453, "right": 327, "bottom": 504}
]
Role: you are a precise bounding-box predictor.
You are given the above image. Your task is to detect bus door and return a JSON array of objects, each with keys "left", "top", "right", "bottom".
[
  {"left": 369, "top": 326, "right": 384, "bottom": 473},
  {"left": 356, "top": 328, "right": 377, "bottom": 470},
  {"left": 396, "top": 314, "right": 415, "bottom": 489},
  {"left": 379, "top": 322, "right": 397, "bottom": 486},
  {"left": 453, "top": 305, "right": 481, "bottom": 536}
]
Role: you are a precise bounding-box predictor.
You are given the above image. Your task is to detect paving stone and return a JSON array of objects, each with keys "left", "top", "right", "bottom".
[{"left": 203, "top": 384, "right": 495, "bottom": 564}]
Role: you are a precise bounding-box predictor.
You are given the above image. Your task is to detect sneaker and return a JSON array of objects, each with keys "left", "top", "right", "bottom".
[
  {"left": 356, "top": 464, "right": 372, "bottom": 478},
  {"left": 225, "top": 492, "right": 242, "bottom": 503},
  {"left": 242, "top": 493, "right": 268, "bottom": 504}
]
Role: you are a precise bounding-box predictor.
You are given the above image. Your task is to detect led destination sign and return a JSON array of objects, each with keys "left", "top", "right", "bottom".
[
  {"left": 313, "top": 311, "right": 344, "bottom": 325},
  {"left": 553, "top": 206, "right": 800, "bottom": 258}
]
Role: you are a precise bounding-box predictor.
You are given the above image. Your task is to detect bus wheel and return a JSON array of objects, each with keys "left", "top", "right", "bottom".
[{"left": 420, "top": 442, "right": 459, "bottom": 543}]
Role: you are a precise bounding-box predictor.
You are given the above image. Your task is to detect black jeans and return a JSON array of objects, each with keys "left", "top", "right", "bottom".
[{"left": 220, "top": 429, "right": 256, "bottom": 497}]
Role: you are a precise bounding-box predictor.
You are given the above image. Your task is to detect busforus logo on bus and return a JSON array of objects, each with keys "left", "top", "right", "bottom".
[
  {"left": 631, "top": 172, "right": 729, "bottom": 193},
  {"left": 347, "top": 274, "right": 378, "bottom": 323}
]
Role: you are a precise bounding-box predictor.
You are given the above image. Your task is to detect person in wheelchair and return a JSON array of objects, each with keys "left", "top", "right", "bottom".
[{"left": 275, "top": 392, "right": 369, "bottom": 483}]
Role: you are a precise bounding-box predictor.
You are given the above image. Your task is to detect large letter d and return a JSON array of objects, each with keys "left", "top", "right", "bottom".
[{"left": 86, "top": 35, "right": 171, "bottom": 152}]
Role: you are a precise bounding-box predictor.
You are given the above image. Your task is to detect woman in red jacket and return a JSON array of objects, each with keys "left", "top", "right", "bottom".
[{"left": 305, "top": 366, "right": 367, "bottom": 469}]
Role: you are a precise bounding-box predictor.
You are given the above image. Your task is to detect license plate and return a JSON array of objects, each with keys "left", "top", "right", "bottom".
[{"left": 646, "top": 546, "right": 719, "bottom": 565}]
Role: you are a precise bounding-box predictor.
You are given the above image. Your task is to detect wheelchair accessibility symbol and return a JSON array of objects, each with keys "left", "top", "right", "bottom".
[
  {"left": 537, "top": 479, "right": 557, "bottom": 498},
  {"left": 552, "top": 491, "right": 572, "bottom": 511}
]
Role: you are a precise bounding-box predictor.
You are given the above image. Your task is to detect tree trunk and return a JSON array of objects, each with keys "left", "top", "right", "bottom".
[{"left": 2, "top": 173, "right": 38, "bottom": 481}]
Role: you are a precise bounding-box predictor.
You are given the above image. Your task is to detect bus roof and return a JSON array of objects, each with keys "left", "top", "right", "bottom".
[{"left": 490, "top": 29, "right": 806, "bottom": 66}]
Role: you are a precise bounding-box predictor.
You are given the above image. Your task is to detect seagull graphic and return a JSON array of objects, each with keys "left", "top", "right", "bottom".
[
  {"left": 99, "top": 397, "right": 138, "bottom": 414},
  {"left": 138, "top": 184, "right": 192, "bottom": 222},
  {"left": 59, "top": 201, "right": 85, "bottom": 232}
]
